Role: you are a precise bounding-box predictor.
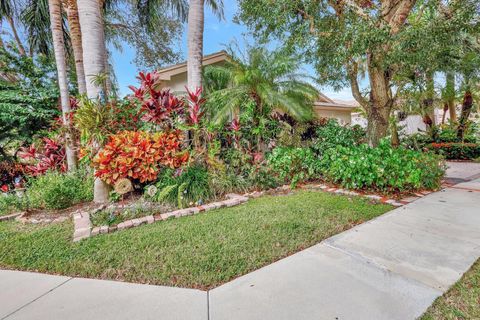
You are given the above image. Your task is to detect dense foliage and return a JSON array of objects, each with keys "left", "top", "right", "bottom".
[
  {"left": 426, "top": 143, "right": 480, "bottom": 160},
  {"left": 268, "top": 147, "right": 321, "bottom": 188},
  {"left": 27, "top": 170, "right": 94, "bottom": 210},
  {"left": 321, "top": 141, "right": 445, "bottom": 192},
  {"left": 92, "top": 130, "right": 188, "bottom": 185},
  {"left": 0, "top": 49, "right": 60, "bottom": 160}
]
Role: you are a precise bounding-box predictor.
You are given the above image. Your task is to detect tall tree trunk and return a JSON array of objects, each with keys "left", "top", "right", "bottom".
[
  {"left": 365, "top": 56, "right": 393, "bottom": 147},
  {"left": 48, "top": 0, "right": 78, "bottom": 172},
  {"left": 445, "top": 72, "right": 456, "bottom": 122},
  {"left": 6, "top": 16, "right": 26, "bottom": 56},
  {"left": 104, "top": 49, "right": 113, "bottom": 97},
  {"left": 0, "top": 22, "right": 4, "bottom": 49},
  {"left": 77, "top": 0, "right": 110, "bottom": 203},
  {"left": 457, "top": 90, "right": 473, "bottom": 141},
  {"left": 187, "top": 0, "right": 204, "bottom": 91},
  {"left": 65, "top": 0, "right": 87, "bottom": 94}
]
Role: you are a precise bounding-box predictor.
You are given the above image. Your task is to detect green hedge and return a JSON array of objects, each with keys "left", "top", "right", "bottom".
[
  {"left": 320, "top": 141, "right": 446, "bottom": 192},
  {"left": 426, "top": 143, "right": 480, "bottom": 160}
]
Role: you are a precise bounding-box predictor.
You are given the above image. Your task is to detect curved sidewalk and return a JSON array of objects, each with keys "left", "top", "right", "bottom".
[{"left": 1, "top": 178, "right": 479, "bottom": 320}]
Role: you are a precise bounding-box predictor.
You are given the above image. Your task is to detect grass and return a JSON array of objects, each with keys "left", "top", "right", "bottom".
[
  {"left": 0, "top": 190, "right": 391, "bottom": 289},
  {"left": 421, "top": 259, "right": 480, "bottom": 320}
]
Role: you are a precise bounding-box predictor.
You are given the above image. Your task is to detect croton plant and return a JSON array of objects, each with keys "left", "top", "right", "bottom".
[{"left": 93, "top": 130, "right": 189, "bottom": 185}]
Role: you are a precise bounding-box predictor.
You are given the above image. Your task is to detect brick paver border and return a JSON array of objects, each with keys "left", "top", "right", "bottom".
[{"left": 73, "top": 194, "right": 249, "bottom": 242}]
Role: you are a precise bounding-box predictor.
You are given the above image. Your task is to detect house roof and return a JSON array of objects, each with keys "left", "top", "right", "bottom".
[
  {"left": 314, "top": 101, "right": 357, "bottom": 111},
  {"left": 157, "top": 51, "right": 230, "bottom": 81},
  {"left": 157, "top": 51, "right": 355, "bottom": 112}
]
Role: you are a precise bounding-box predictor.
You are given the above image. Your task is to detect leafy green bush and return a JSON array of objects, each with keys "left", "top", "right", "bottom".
[
  {"left": 0, "top": 193, "right": 25, "bottom": 216},
  {"left": 321, "top": 141, "right": 445, "bottom": 192},
  {"left": 425, "top": 143, "right": 480, "bottom": 160},
  {"left": 151, "top": 165, "right": 212, "bottom": 208},
  {"left": 312, "top": 119, "right": 365, "bottom": 154},
  {"left": 268, "top": 147, "right": 321, "bottom": 187},
  {"left": 27, "top": 170, "right": 94, "bottom": 210}
]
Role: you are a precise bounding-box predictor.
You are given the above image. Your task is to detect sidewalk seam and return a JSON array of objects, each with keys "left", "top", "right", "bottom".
[
  {"left": 207, "top": 290, "right": 210, "bottom": 320},
  {"left": 322, "top": 242, "right": 445, "bottom": 293},
  {"left": 1, "top": 277, "right": 73, "bottom": 320}
]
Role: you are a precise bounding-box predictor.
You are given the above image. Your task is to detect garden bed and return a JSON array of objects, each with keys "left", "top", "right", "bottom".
[{"left": 0, "top": 190, "right": 391, "bottom": 290}]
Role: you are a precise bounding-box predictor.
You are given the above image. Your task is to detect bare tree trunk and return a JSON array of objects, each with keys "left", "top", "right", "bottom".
[
  {"left": 365, "top": 56, "right": 393, "bottom": 147},
  {"left": 6, "top": 16, "right": 26, "bottom": 56},
  {"left": 48, "top": 0, "right": 78, "bottom": 172},
  {"left": 187, "top": 0, "right": 204, "bottom": 91},
  {"left": 65, "top": 0, "right": 87, "bottom": 95},
  {"left": 445, "top": 72, "right": 456, "bottom": 122},
  {"left": 457, "top": 90, "right": 473, "bottom": 141},
  {"left": 77, "top": 0, "right": 110, "bottom": 203},
  {"left": 0, "top": 22, "right": 4, "bottom": 49}
]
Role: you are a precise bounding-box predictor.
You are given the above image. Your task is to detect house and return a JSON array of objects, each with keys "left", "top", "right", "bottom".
[{"left": 156, "top": 51, "right": 357, "bottom": 124}]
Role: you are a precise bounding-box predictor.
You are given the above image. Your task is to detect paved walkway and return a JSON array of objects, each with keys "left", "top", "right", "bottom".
[{"left": 1, "top": 176, "right": 479, "bottom": 319}]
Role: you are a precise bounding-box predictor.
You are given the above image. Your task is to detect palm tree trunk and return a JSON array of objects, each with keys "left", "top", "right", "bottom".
[
  {"left": 65, "top": 0, "right": 87, "bottom": 94},
  {"left": 48, "top": 0, "right": 78, "bottom": 172},
  {"left": 77, "top": 0, "right": 110, "bottom": 203},
  {"left": 187, "top": 0, "right": 204, "bottom": 90},
  {"left": 6, "top": 16, "right": 26, "bottom": 56},
  {"left": 445, "top": 72, "right": 456, "bottom": 122}
]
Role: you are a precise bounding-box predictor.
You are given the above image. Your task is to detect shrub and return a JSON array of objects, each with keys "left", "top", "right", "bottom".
[
  {"left": 18, "top": 137, "right": 66, "bottom": 176},
  {"left": 312, "top": 119, "right": 365, "bottom": 154},
  {"left": 321, "top": 141, "right": 445, "bottom": 192},
  {"left": 0, "top": 193, "right": 25, "bottom": 215},
  {"left": 426, "top": 143, "right": 480, "bottom": 160},
  {"left": 268, "top": 147, "right": 321, "bottom": 187},
  {"left": 27, "top": 170, "right": 94, "bottom": 210},
  {"left": 93, "top": 130, "right": 188, "bottom": 185},
  {"left": 150, "top": 165, "right": 212, "bottom": 208}
]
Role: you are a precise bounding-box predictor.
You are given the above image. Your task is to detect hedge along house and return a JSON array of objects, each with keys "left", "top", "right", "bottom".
[{"left": 157, "top": 51, "right": 357, "bottom": 124}]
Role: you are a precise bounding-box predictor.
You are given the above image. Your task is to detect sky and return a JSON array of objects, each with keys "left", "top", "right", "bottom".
[{"left": 110, "top": 0, "right": 354, "bottom": 101}]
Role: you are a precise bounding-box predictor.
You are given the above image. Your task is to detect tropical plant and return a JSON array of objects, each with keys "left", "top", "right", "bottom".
[
  {"left": 321, "top": 140, "right": 446, "bottom": 192},
  {"left": 151, "top": 165, "right": 212, "bottom": 208},
  {"left": 92, "top": 130, "right": 188, "bottom": 185},
  {"left": 128, "top": 71, "right": 184, "bottom": 128},
  {"left": 204, "top": 46, "right": 319, "bottom": 150},
  {"left": 267, "top": 146, "right": 321, "bottom": 188},
  {"left": 19, "top": 137, "right": 66, "bottom": 176}
]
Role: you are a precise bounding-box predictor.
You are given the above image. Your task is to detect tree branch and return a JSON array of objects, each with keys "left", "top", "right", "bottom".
[{"left": 347, "top": 60, "right": 368, "bottom": 107}]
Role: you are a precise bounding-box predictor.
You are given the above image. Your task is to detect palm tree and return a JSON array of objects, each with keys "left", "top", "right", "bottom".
[
  {"left": 48, "top": 0, "right": 78, "bottom": 171},
  {"left": 204, "top": 47, "right": 319, "bottom": 150},
  {"left": 64, "top": 0, "right": 86, "bottom": 94},
  {"left": 77, "top": 0, "right": 110, "bottom": 202},
  {"left": 186, "top": 0, "right": 223, "bottom": 90},
  {"left": 1, "top": 0, "right": 27, "bottom": 55}
]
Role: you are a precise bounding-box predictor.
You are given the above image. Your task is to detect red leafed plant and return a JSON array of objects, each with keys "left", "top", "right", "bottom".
[
  {"left": 92, "top": 130, "right": 189, "bottom": 185},
  {"left": 185, "top": 87, "right": 205, "bottom": 125},
  {"left": 128, "top": 72, "right": 184, "bottom": 127},
  {"left": 18, "top": 138, "right": 66, "bottom": 176}
]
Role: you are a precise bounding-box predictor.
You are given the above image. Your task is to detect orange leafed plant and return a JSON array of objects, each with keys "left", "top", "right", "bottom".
[{"left": 93, "top": 130, "right": 189, "bottom": 185}]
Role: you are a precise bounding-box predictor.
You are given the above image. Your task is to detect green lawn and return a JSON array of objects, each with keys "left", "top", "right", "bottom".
[
  {"left": 421, "top": 259, "right": 480, "bottom": 320},
  {"left": 0, "top": 191, "right": 391, "bottom": 289}
]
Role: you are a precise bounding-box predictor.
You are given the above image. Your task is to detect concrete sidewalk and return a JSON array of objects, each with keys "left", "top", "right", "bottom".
[{"left": 1, "top": 179, "right": 479, "bottom": 320}]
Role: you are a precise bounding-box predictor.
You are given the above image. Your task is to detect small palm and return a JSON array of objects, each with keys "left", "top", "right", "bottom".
[{"left": 204, "top": 46, "right": 319, "bottom": 124}]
